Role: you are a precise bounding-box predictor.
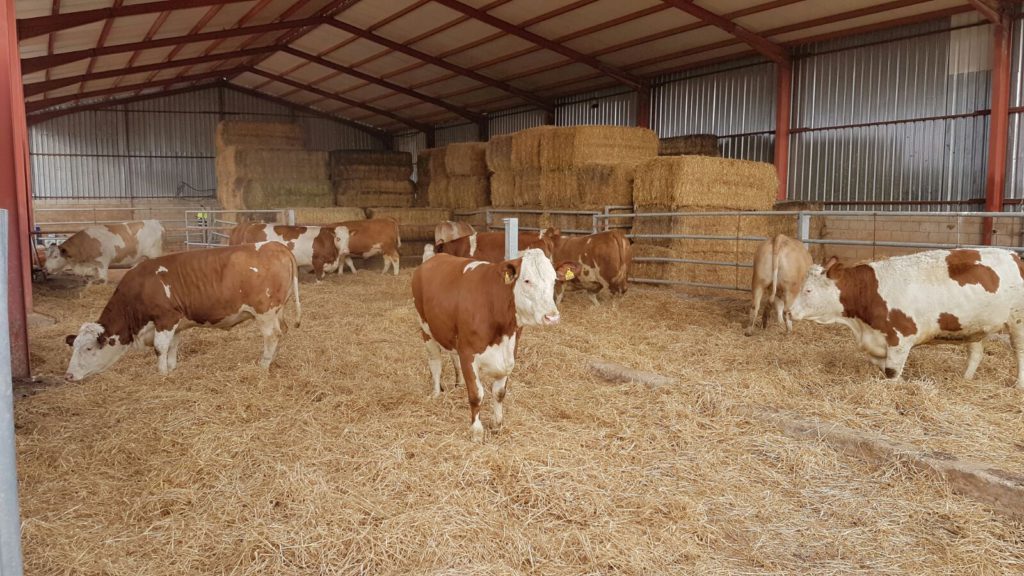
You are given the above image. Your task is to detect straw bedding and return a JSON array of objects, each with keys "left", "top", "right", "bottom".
[
  {"left": 21, "top": 277, "right": 1024, "bottom": 574},
  {"left": 215, "top": 121, "right": 305, "bottom": 150},
  {"left": 659, "top": 134, "right": 720, "bottom": 157},
  {"left": 634, "top": 156, "right": 778, "bottom": 210}
]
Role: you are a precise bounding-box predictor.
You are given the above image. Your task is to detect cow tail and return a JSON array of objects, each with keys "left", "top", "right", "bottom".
[
  {"left": 393, "top": 218, "right": 401, "bottom": 248},
  {"left": 613, "top": 230, "right": 631, "bottom": 289},
  {"left": 291, "top": 261, "right": 302, "bottom": 328},
  {"left": 769, "top": 234, "right": 783, "bottom": 304}
]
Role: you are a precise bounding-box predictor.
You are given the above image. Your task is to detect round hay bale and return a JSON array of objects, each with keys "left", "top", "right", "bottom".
[
  {"left": 659, "top": 134, "right": 720, "bottom": 157},
  {"left": 633, "top": 156, "right": 778, "bottom": 211}
]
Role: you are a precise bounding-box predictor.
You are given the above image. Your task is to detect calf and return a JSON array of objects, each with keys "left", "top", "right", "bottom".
[
  {"left": 551, "top": 229, "right": 632, "bottom": 305},
  {"left": 435, "top": 220, "right": 476, "bottom": 244},
  {"left": 412, "top": 249, "right": 580, "bottom": 441},
  {"left": 45, "top": 220, "right": 164, "bottom": 282},
  {"left": 791, "top": 248, "right": 1024, "bottom": 386},
  {"left": 745, "top": 234, "right": 813, "bottom": 336},
  {"left": 229, "top": 223, "right": 348, "bottom": 281},
  {"left": 435, "top": 228, "right": 558, "bottom": 263},
  {"left": 332, "top": 218, "right": 401, "bottom": 275},
  {"left": 64, "top": 242, "right": 301, "bottom": 381}
]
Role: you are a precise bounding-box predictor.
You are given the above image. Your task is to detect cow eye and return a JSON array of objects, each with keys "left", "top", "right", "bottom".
[{"left": 524, "top": 279, "right": 530, "bottom": 284}]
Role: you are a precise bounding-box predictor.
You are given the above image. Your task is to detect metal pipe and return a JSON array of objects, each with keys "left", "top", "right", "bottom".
[
  {"left": 0, "top": 211, "right": 25, "bottom": 575},
  {"left": 504, "top": 218, "right": 518, "bottom": 260}
]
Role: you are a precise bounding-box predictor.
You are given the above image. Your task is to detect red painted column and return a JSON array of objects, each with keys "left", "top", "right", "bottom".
[
  {"left": 0, "top": 0, "right": 33, "bottom": 377},
  {"left": 636, "top": 87, "right": 651, "bottom": 128},
  {"left": 983, "top": 14, "right": 1011, "bottom": 245},
  {"left": 774, "top": 60, "right": 792, "bottom": 201}
]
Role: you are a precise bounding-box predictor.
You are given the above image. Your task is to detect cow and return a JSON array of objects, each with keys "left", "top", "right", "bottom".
[
  {"left": 435, "top": 228, "right": 558, "bottom": 263},
  {"left": 412, "top": 249, "right": 581, "bottom": 441},
  {"left": 228, "top": 223, "right": 349, "bottom": 281},
  {"left": 745, "top": 234, "right": 813, "bottom": 336},
  {"left": 45, "top": 220, "right": 164, "bottom": 282},
  {"left": 551, "top": 229, "right": 632, "bottom": 305},
  {"left": 790, "top": 248, "right": 1024, "bottom": 386},
  {"left": 331, "top": 218, "right": 402, "bottom": 275},
  {"left": 63, "top": 242, "right": 301, "bottom": 381},
  {"left": 435, "top": 220, "right": 476, "bottom": 244}
]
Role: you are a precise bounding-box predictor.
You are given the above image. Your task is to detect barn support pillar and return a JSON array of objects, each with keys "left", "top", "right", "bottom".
[
  {"left": 425, "top": 127, "right": 436, "bottom": 149},
  {"left": 774, "top": 60, "right": 792, "bottom": 201},
  {"left": 982, "top": 8, "right": 1011, "bottom": 245},
  {"left": 0, "top": 0, "right": 33, "bottom": 379},
  {"left": 477, "top": 119, "right": 489, "bottom": 142}
]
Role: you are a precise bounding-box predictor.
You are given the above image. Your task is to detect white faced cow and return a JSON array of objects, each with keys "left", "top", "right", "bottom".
[
  {"left": 791, "top": 248, "right": 1024, "bottom": 386},
  {"left": 45, "top": 220, "right": 164, "bottom": 282},
  {"left": 412, "top": 249, "right": 580, "bottom": 441},
  {"left": 64, "top": 242, "right": 300, "bottom": 381},
  {"left": 229, "top": 223, "right": 349, "bottom": 281},
  {"left": 745, "top": 234, "right": 813, "bottom": 336}
]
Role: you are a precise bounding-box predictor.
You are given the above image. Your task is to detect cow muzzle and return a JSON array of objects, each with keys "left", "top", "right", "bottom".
[
  {"left": 64, "top": 372, "right": 79, "bottom": 382},
  {"left": 543, "top": 313, "right": 560, "bottom": 325}
]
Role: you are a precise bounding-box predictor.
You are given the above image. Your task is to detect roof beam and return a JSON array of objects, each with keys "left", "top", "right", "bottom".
[
  {"left": 24, "top": 46, "right": 277, "bottom": 97},
  {"left": 17, "top": 0, "right": 253, "bottom": 39},
  {"left": 282, "top": 47, "right": 485, "bottom": 124},
  {"left": 659, "top": 0, "right": 789, "bottom": 63},
  {"left": 430, "top": 0, "right": 644, "bottom": 89},
  {"left": 966, "top": 0, "right": 1006, "bottom": 24},
  {"left": 27, "top": 83, "right": 218, "bottom": 125},
  {"left": 20, "top": 16, "right": 323, "bottom": 74},
  {"left": 25, "top": 67, "right": 244, "bottom": 113},
  {"left": 249, "top": 68, "right": 432, "bottom": 132},
  {"left": 324, "top": 19, "right": 554, "bottom": 111}
]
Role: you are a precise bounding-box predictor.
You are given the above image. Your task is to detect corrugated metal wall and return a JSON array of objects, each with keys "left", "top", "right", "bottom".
[
  {"left": 488, "top": 106, "right": 548, "bottom": 136},
  {"left": 555, "top": 88, "right": 637, "bottom": 127},
  {"left": 1009, "top": 14, "right": 1024, "bottom": 204},
  {"left": 393, "top": 131, "right": 428, "bottom": 181},
  {"left": 652, "top": 58, "right": 776, "bottom": 162},
  {"left": 29, "top": 86, "right": 382, "bottom": 200},
  {"left": 434, "top": 122, "right": 480, "bottom": 146}
]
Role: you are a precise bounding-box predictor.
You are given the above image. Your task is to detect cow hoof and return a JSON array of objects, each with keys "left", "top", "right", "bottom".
[
  {"left": 884, "top": 368, "right": 897, "bottom": 379},
  {"left": 470, "top": 421, "right": 484, "bottom": 442},
  {"left": 743, "top": 327, "right": 754, "bottom": 337}
]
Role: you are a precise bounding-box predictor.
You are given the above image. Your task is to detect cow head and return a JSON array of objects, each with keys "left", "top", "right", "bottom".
[
  {"left": 64, "top": 322, "right": 129, "bottom": 381},
  {"left": 44, "top": 243, "right": 66, "bottom": 274},
  {"left": 332, "top": 226, "right": 351, "bottom": 258},
  {"left": 506, "top": 249, "right": 581, "bottom": 327},
  {"left": 790, "top": 256, "right": 844, "bottom": 323}
]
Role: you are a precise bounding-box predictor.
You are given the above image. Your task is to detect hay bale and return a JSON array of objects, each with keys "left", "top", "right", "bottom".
[
  {"left": 514, "top": 169, "right": 541, "bottom": 207},
  {"left": 366, "top": 207, "right": 453, "bottom": 241},
  {"left": 415, "top": 150, "right": 434, "bottom": 207},
  {"left": 538, "top": 163, "right": 634, "bottom": 209},
  {"left": 659, "top": 134, "right": 720, "bottom": 157},
  {"left": 633, "top": 156, "right": 778, "bottom": 210},
  {"left": 329, "top": 150, "right": 412, "bottom": 181},
  {"left": 293, "top": 207, "right": 366, "bottom": 224},
  {"left": 486, "top": 134, "right": 514, "bottom": 173},
  {"left": 333, "top": 179, "right": 414, "bottom": 196},
  {"left": 631, "top": 244, "right": 751, "bottom": 288},
  {"left": 426, "top": 176, "right": 449, "bottom": 209},
  {"left": 336, "top": 193, "right": 414, "bottom": 208},
  {"left": 217, "top": 147, "right": 328, "bottom": 182},
  {"left": 444, "top": 142, "right": 488, "bottom": 176},
  {"left": 489, "top": 172, "right": 517, "bottom": 208},
  {"left": 538, "top": 126, "right": 658, "bottom": 169},
  {"left": 330, "top": 165, "right": 413, "bottom": 181},
  {"left": 632, "top": 206, "right": 780, "bottom": 252},
  {"left": 443, "top": 176, "right": 489, "bottom": 210},
  {"left": 510, "top": 126, "right": 555, "bottom": 169},
  {"left": 428, "top": 147, "right": 448, "bottom": 179},
  {"left": 218, "top": 179, "right": 332, "bottom": 210},
  {"left": 215, "top": 120, "right": 304, "bottom": 150}
]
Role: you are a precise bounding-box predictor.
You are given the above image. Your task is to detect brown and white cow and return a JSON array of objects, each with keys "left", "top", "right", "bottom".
[
  {"left": 790, "top": 248, "right": 1024, "bottom": 385},
  {"left": 412, "top": 249, "right": 580, "bottom": 441},
  {"left": 745, "top": 234, "right": 813, "bottom": 336},
  {"left": 64, "top": 242, "right": 300, "bottom": 381},
  {"left": 435, "top": 220, "right": 475, "bottom": 244},
  {"left": 332, "top": 218, "right": 402, "bottom": 275},
  {"left": 435, "top": 228, "right": 558, "bottom": 263},
  {"left": 229, "top": 223, "right": 349, "bottom": 281},
  {"left": 45, "top": 220, "right": 164, "bottom": 282},
  {"left": 551, "top": 229, "right": 632, "bottom": 305}
]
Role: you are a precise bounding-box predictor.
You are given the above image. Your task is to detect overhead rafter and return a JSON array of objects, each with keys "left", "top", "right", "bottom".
[
  {"left": 966, "top": 0, "right": 1006, "bottom": 23},
  {"left": 24, "top": 46, "right": 277, "bottom": 97},
  {"left": 249, "top": 68, "right": 431, "bottom": 132},
  {"left": 20, "top": 16, "right": 323, "bottom": 74},
  {"left": 659, "top": 0, "right": 789, "bottom": 64},
  {"left": 226, "top": 82, "right": 388, "bottom": 141},
  {"left": 25, "top": 67, "right": 244, "bottom": 113},
  {"left": 27, "top": 83, "right": 218, "bottom": 125},
  {"left": 282, "top": 47, "right": 485, "bottom": 124},
  {"left": 430, "top": 0, "right": 644, "bottom": 89},
  {"left": 324, "top": 19, "right": 554, "bottom": 111},
  {"left": 16, "top": 0, "right": 253, "bottom": 39}
]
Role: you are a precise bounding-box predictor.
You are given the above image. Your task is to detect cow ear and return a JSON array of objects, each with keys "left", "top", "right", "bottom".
[
  {"left": 823, "top": 255, "right": 839, "bottom": 271},
  {"left": 64, "top": 334, "right": 76, "bottom": 347},
  {"left": 556, "top": 261, "right": 581, "bottom": 281},
  {"left": 503, "top": 261, "right": 520, "bottom": 285}
]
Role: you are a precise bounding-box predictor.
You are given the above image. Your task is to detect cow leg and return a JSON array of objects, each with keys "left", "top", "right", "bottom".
[
  {"left": 1008, "top": 321, "right": 1024, "bottom": 388},
  {"left": 962, "top": 341, "right": 984, "bottom": 380},
  {"left": 450, "top": 351, "right": 465, "bottom": 388},
  {"left": 346, "top": 257, "right": 357, "bottom": 274},
  {"left": 424, "top": 338, "right": 444, "bottom": 398},
  {"left": 556, "top": 283, "right": 565, "bottom": 305},
  {"left": 492, "top": 376, "right": 508, "bottom": 430},
  {"left": 153, "top": 328, "right": 176, "bottom": 375},
  {"left": 167, "top": 332, "right": 182, "bottom": 372},
  {"left": 745, "top": 285, "right": 764, "bottom": 336},
  {"left": 774, "top": 298, "right": 787, "bottom": 333},
  {"left": 96, "top": 266, "right": 109, "bottom": 284},
  {"left": 255, "top": 311, "right": 283, "bottom": 369},
  {"left": 588, "top": 291, "right": 600, "bottom": 306},
  {"left": 460, "top": 354, "right": 485, "bottom": 442},
  {"left": 883, "top": 342, "right": 913, "bottom": 380}
]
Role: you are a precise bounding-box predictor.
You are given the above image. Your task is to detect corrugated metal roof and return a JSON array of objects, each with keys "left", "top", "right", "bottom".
[{"left": 18, "top": 0, "right": 994, "bottom": 131}]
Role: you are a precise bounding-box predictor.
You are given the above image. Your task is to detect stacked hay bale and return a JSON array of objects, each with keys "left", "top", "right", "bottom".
[
  {"left": 631, "top": 156, "right": 779, "bottom": 288},
  {"left": 330, "top": 150, "right": 414, "bottom": 208},
  {"left": 426, "top": 143, "right": 489, "bottom": 210},
  {"left": 292, "top": 207, "right": 366, "bottom": 225},
  {"left": 216, "top": 121, "right": 332, "bottom": 210},
  {"left": 367, "top": 207, "right": 453, "bottom": 260},
  {"left": 414, "top": 150, "right": 436, "bottom": 207},
  {"left": 659, "top": 134, "right": 720, "bottom": 157}
]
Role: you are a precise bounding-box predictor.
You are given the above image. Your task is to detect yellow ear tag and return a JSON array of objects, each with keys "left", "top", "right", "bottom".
[
  {"left": 504, "top": 271, "right": 512, "bottom": 283},
  {"left": 564, "top": 269, "right": 574, "bottom": 281}
]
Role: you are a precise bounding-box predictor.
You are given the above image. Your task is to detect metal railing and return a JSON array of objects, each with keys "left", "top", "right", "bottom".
[{"left": 184, "top": 209, "right": 293, "bottom": 250}]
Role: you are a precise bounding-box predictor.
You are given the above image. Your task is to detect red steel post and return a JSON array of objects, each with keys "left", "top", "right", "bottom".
[
  {"left": 983, "top": 12, "right": 1011, "bottom": 245},
  {"left": 774, "top": 60, "right": 792, "bottom": 201}
]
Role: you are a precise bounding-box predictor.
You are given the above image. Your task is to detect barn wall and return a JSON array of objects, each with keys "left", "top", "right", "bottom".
[
  {"left": 1009, "top": 13, "right": 1024, "bottom": 206},
  {"left": 488, "top": 106, "right": 547, "bottom": 136},
  {"left": 554, "top": 87, "right": 637, "bottom": 127},
  {"left": 29, "top": 85, "right": 382, "bottom": 201}
]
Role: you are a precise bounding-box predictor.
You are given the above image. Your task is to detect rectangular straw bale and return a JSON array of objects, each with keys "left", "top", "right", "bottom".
[
  {"left": 415, "top": 151, "right": 433, "bottom": 207},
  {"left": 293, "top": 207, "right": 366, "bottom": 224},
  {"left": 632, "top": 206, "right": 779, "bottom": 253},
  {"left": 633, "top": 156, "right": 778, "bottom": 210},
  {"left": 538, "top": 163, "right": 634, "bottom": 209},
  {"left": 514, "top": 168, "right": 541, "bottom": 207},
  {"left": 443, "top": 175, "right": 490, "bottom": 210},
  {"left": 329, "top": 149, "right": 410, "bottom": 167},
  {"left": 399, "top": 240, "right": 431, "bottom": 258},
  {"left": 215, "top": 121, "right": 304, "bottom": 150},
  {"left": 428, "top": 147, "right": 448, "bottom": 179},
  {"left": 486, "top": 134, "right": 514, "bottom": 173},
  {"left": 510, "top": 126, "right": 556, "bottom": 169},
  {"left": 330, "top": 164, "right": 413, "bottom": 181},
  {"left": 335, "top": 192, "right": 414, "bottom": 208},
  {"left": 366, "top": 207, "right": 453, "bottom": 241},
  {"left": 220, "top": 179, "right": 332, "bottom": 210},
  {"left": 333, "top": 179, "right": 414, "bottom": 196},
  {"left": 444, "top": 142, "right": 488, "bottom": 176},
  {"left": 427, "top": 176, "right": 449, "bottom": 209},
  {"left": 489, "top": 172, "right": 517, "bottom": 208},
  {"left": 538, "top": 126, "right": 658, "bottom": 169},
  {"left": 659, "top": 134, "right": 720, "bottom": 157},
  {"left": 218, "top": 147, "right": 329, "bottom": 181}
]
